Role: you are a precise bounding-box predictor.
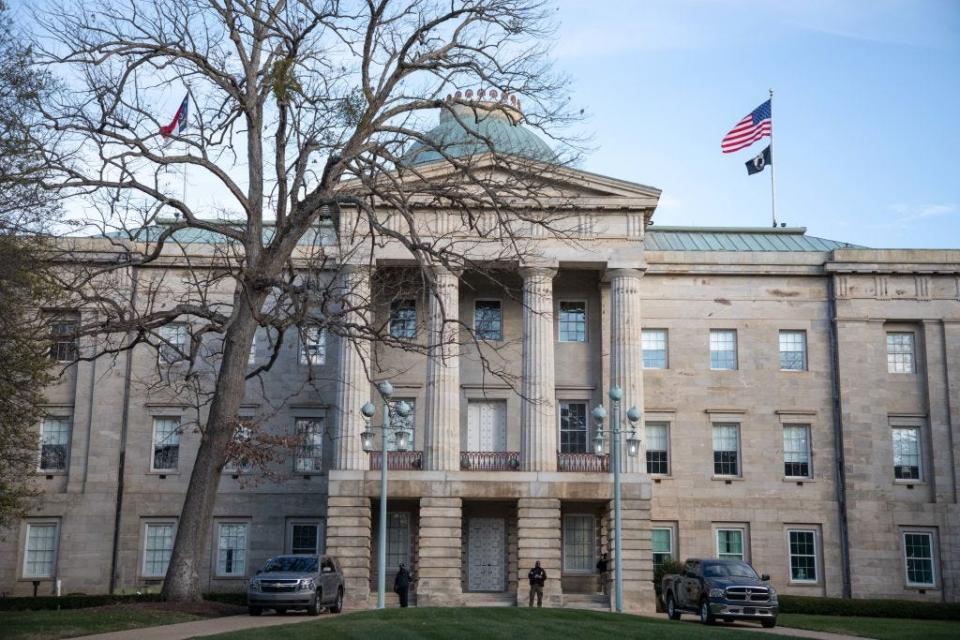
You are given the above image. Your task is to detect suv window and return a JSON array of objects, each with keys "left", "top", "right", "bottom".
[{"left": 263, "top": 556, "right": 318, "bottom": 572}]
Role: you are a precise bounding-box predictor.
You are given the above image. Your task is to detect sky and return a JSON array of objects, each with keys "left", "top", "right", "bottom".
[{"left": 552, "top": 0, "right": 960, "bottom": 248}]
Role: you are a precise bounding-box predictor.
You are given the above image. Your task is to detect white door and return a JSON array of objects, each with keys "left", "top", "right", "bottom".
[
  {"left": 467, "top": 517, "right": 506, "bottom": 591},
  {"left": 467, "top": 401, "right": 507, "bottom": 451}
]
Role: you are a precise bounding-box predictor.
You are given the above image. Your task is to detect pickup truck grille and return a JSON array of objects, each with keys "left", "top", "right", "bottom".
[
  {"left": 725, "top": 586, "right": 770, "bottom": 602},
  {"left": 261, "top": 580, "right": 299, "bottom": 593}
]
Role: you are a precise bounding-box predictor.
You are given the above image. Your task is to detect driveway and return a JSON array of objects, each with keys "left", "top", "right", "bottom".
[{"left": 70, "top": 612, "right": 337, "bottom": 640}]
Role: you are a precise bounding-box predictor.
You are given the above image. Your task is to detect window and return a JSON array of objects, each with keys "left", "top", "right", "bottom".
[
  {"left": 387, "top": 399, "right": 416, "bottom": 451},
  {"left": 903, "top": 531, "right": 936, "bottom": 587},
  {"left": 474, "top": 300, "right": 502, "bottom": 341},
  {"left": 645, "top": 422, "right": 669, "bottom": 475},
  {"left": 151, "top": 417, "right": 181, "bottom": 472},
  {"left": 779, "top": 330, "right": 807, "bottom": 371},
  {"left": 788, "top": 529, "right": 818, "bottom": 582},
  {"left": 559, "top": 402, "right": 588, "bottom": 454},
  {"left": 642, "top": 329, "right": 668, "bottom": 369},
  {"left": 49, "top": 315, "right": 78, "bottom": 362},
  {"left": 224, "top": 423, "right": 253, "bottom": 474},
  {"left": 716, "top": 528, "right": 745, "bottom": 561},
  {"left": 216, "top": 522, "right": 248, "bottom": 577},
  {"left": 651, "top": 527, "right": 674, "bottom": 570},
  {"left": 294, "top": 418, "right": 323, "bottom": 473},
  {"left": 712, "top": 423, "right": 740, "bottom": 476},
  {"left": 783, "top": 425, "right": 812, "bottom": 478},
  {"left": 23, "top": 522, "right": 59, "bottom": 578},
  {"left": 558, "top": 301, "right": 587, "bottom": 342},
  {"left": 376, "top": 512, "right": 410, "bottom": 579},
  {"left": 563, "top": 514, "right": 596, "bottom": 572},
  {"left": 143, "top": 522, "right": 175, "bottom": 577},
  {"left": 892, "top": 427, "right": 921, "bottom": 480},
  {"left": 39, "top": 417, "right": 70, "bottom": 472},
  {"left": 710, "top": 329, "right": 737, "bottom": 370},
  {"left": 300, "top": 326, "right": 325, "bottom": 365},
  {"left": 288, "top": 520, "right": 325, "bottom": 555},
  {"left": 389, "top": 299, "right": 417, "bottom": 339},
  {"left": 887, "top": 332, "right": 915, "bottom": 373},
  {"left": 158, "top": 323, "right": 188, "bottom": 364}
]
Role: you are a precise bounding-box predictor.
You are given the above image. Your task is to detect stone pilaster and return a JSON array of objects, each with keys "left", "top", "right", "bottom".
[
  {"left": 424, "top": 267, "right": 460, "bottom": 471},
  {"left": 516, "top": 498, "right": 562, "bottom": 607},
  {"left": 608, "top": 268, "right": 645, "bottom": 473},
  {"left": 325, "top": 495, "right": 372, "bottom": 609},
  {"left": 520, "top": 266, "right": 558, "bottom": 471},
  {"left": 416, "top": 497, "right": 463, "bottom": 606},
  {"left": 334, "top": 265, "right": 372, "bottom": 470},
  {"left": 605, "top": 497, "right": 655, "bottom": 613}
]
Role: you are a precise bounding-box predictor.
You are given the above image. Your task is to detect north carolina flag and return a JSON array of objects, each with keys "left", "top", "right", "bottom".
[
  {"left": 160, "top": 94, "right": 189, "bottom": 138},
  {"left": 721, "top": 99, "right": 771, "bottom": 153}
]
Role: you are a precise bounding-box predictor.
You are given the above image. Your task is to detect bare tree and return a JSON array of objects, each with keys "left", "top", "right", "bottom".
[{"left": 29, "top": 0, "right": 581, "bottom": 601}]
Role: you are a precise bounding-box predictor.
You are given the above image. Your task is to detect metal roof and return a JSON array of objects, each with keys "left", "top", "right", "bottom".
[{"left": 644, "top": 227, "right": 863, "bottom": 252}]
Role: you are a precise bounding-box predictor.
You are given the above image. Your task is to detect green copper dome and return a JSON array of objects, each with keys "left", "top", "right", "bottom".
[{"left": 403, "top": 98, "right": 557, "bottom": 166}]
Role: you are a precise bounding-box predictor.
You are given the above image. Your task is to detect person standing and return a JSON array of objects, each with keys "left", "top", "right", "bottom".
[
  {"left": 394, "top": 562, "right": 412, "bottom": 608},
  {"left": 528, "top": 560, "right": 547, "bottom": 607},
  {"left": 596, "top": 553, "right": 609, "bottom": 595}
]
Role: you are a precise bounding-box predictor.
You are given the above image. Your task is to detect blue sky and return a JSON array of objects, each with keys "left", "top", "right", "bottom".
[{"left": 553, "top": 0, "right": 960, "bottom": 248}]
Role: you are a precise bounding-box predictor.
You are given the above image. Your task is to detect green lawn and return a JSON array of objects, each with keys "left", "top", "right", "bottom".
[
  {"left": 779, "top": 613, "right": 960, "bottom": 640},
  {"left": 206, "top": 607, "right": 795, "bottom": 640},
  {"left": 0, "top": 606, "right": 202, "bottom": 640}
]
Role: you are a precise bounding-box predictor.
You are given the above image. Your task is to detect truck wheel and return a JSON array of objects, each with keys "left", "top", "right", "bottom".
[
  {"left": 699, "top": 600, "right": 715, "bottom": 625},
  {"left": 330, "top": 587, "right": 344, "bottom": 614},
  {"left": 761, "top": 617, "right": 777, "bottom": 629},
  {"left": 248, "top": 606, "right": 262, "bottom": 616},
  {"left": 309, "top": 590, "right": 323, "bottom": 616},
  {"left": 666, "top": 594, "right": 681, "bottom": 620}
]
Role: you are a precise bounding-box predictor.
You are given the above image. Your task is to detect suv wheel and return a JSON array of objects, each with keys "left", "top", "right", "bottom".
[
  {"left": 330, "top": 587, "right": 344, "bottom": 614},
  {"left": 699, "top": 600, "right": 715, "bottom": 625},
  {"left": 309, "top": 590, "right": 323, "bottom": 616},
  {"left": 666, "top": 594, "right": 681, "bottom": 620},
  {"left": 761, "top": 617, "right": 777, "bottom": 629}
]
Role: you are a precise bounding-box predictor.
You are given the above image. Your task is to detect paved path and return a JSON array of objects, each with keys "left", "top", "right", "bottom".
[
  {"left": 71, "top": 612, "right": 334, "bottom": 640},
  {"left": 670, "top": 617, "right": 865, "bottom": 640}
]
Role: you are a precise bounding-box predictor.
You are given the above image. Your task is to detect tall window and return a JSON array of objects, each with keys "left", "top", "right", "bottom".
[
  {"left": 300, "top": 326, "right": 325, "bottom": 365},
  {"left": 474, "top": 301, "right": 502, "bottom": 341},
  {"left": 642, "top": 329, "right": 668, "bottom": 369},
  {"left": 712, "top": 423, "right": 740, "bottom": 476},
  {"left": 645, "top": 422, "right": 669, "bottom": 475},
  {"left": 216, "top": 522, "right": 248, "bottom": 577},
  {"left": 563, "top": 514, "right": 596, "bottom": 572},
  {"left": 892, "top": 427, "right": 921, "bottom": 480},
  {"left": 151, "top": 417, "right": 181, "bottom": 472},
  {"left": 779, "top": 330, "right": 807, "bottom": 371},
  {"left": 289, "top": 521, "right": 325, "bottom": 555},
  {"left": 389, "top": 300, "right": 417, "bottom": 339},
  {"left": 887, "top": 332, "right": 915, "bottom": 373},
  {"left": 39, "top": 417, "right": 71, "bottom": 472},
  {"left": 23, "top": 522, "right": 59, "bottom": 578},
  {"left": 383, "top": 512, "right": 410, "bottom": 574},
  {"left": 295, "top": 418, "right": 324, "bottom": 472},
  {"left": 716, "top": 528, "right": 745, "bottom": 561},
  {"left": 710, "top": 330, "right": 737, "bottom": 370},
  {"left": 903, "top": 531, "right": 936, "bottom": 587},
  {"left": 158, "top": 323, "right": 188, "bottom": 364},
  {"left": 559, "top": 402, "right": 588, "bottom": 454},
  {"left": 558, "top": 301, "right": 587, "bottom": 342},
  {"left": 651, "top": 527, "right": 674, "bottom": 571},
  {"left": 788, "top": 529, "right": 818, "bottom": 582},
  {"left": 387, "top": 399, "right": 416, "bottom": 451},
  {"left": 143, "top": 522, "right": 175, "bottom": 577},
  {"left": 783, "top": 425, "right": 812, "bottom": 478},
  {"left": 224, "top": 424, "right": 253, "bottom": 474},
  {"left": 49, "top": 315, "right": 78, "bottom": 362}
]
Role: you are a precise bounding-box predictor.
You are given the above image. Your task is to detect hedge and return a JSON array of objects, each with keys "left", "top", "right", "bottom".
[
  {"left": 778, "top": 595, "right": 960, "bottom": 621},
  {"left": 0, "top": 592, "right": 244, "bottom": 612}
]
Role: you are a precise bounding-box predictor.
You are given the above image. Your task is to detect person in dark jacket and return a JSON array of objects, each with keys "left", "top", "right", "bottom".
[
  {"left": 596, "top": 553, "right": 609, "bottom": 595},
  {"left": 394, "top": 562, "right": 412, "bottom": 607},
  {"left": 528, "top": 561, "right": 547, "bottom": 607}
]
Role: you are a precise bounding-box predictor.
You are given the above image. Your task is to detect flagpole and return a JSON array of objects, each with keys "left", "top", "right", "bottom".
[{"left": 769, "top": 88, "right": 777, "bottom": 227}]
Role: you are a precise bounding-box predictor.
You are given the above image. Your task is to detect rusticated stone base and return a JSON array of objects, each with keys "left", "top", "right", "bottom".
[
  {"left": 325, "top": 495, "right": 372, "bottom": 609},
  {"left": 416, "top": 496, "right": 464, "bottom": 606}
]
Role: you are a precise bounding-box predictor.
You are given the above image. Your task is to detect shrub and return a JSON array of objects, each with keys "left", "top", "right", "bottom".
[{"left": 779, "top": 595, "right": 960, "bottom": 621}]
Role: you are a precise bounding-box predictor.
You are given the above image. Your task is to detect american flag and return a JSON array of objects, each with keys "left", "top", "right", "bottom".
[
  {"left": 160, "top": 94, "right": 189, "bottom": 138},
  {"left": 721, "top": 99, "right": 771, "bottom": 153}
]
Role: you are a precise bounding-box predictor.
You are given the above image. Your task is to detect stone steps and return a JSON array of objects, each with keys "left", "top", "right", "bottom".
[
  {"left": 461, "top": 592, "right": 518, "bottom": 607},
  {"left": 561, "top": 593, "right": 610, "bottom": 611}
]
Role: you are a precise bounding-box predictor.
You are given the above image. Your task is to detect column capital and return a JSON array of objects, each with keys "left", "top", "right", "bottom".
[
  {"left": 604, "top": 267, "right": 645, "bottom": 282},
  {"left": 518, "top": 264, "right": 558, "bottom": 280}
]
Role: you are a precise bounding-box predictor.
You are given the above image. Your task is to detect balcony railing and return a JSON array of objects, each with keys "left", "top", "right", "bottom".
[
  {"left": 369, "top": 450, "right": 423, "bottom": 470},
  {"left": 557, "top": 452, "right": 609, "bottom": 472},
  {"left": 460, "top": 451, "right": 520, "bottom": 471}
]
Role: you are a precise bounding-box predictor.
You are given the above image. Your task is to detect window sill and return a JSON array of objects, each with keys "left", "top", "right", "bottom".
[
  {"left": 709, "top": 368, "right": 738, "bottom": 372},
  {"left": 712, "top": 476, "right": 744, "bottom": 482},
  {"left": 788, "top": 580, "right": 821, "bottom": 586},
  {"left": 18, "top": 577, "right": 55, "bottom": 582},
  {"left": 904, "top": 584, "right": 938, "bottom": 591},
  {"left": 779, "top": 369, "right": 808, "bottom": 373},
  {"left": 212, "top": 575, "right": 248, "bottom": 580},
  {"left": 783, "top": 477, "right": 815, "bottom": 483},
  {"left": 36, "top": 471, "right": 67, "bottom": 476},
  {"left": 894, "top": 480, "right": 925, "bottom": 486},
  {"left": 147, "top": 470, "right": 180, "bottom": 476}
]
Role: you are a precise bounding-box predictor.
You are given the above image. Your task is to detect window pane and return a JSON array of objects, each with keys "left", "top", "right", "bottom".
[
  {"left": 789, "top": 530, "right": 817, "bottom": 581},
  {"left": 563, "top": 515, "right": 596, "bottom": 572},
  {"left": 887, "top": 332, "right": 915, "bottom": 373},
  {"left": 224, "top": 424, "right": 253, "bottom": 473},
  {"left": 383, "top": 512, "right": 410, "bottom": 575},
  {"left": 474, "top": 301, "right": 502, "bottom": 341},
  {"left": 295, "top": 418, "right": 324, "bottom": 472},
  {"left": 24, "top": 524, "right": 58, "bottom": 578},
  {"left": 651, "top": 528, "right": 673, "bottom": 570},
  {"left": 158, "top": 323, "right": 188, "bottom": 363},
  {"left": 645, "top": 422, "right": 669, "bottom": 474},
  {"left": 710, "top": 330, "right": 737, "bottom": 370},
  {"left": 559, "top": 402, "right": 588, "bottom": 453},
  {"left": 301, "top": 326, "right": 325, "bottom": 365},
  {"left": 389, "top": 300, "right": 417, "bottom": 339},
  {"left": 892, "top": 427, "right": 921, "bottom": 480},
  {"left": 642, "top": 329, "right": 667, "bottom": 369},
  {"left": 904, "top": 533, "right": 934, "bottom": 586},
  {"left": 558, "top": 302, "right": 586, "bottom": 342},
  {"left": 387, "top": 400, "right": 416, "bottom": 452},
  {"left": 49, "top": 317, "right": 78, "bottom": 362},
  {"left": 717, "top": 529, "right": 744, "bottom": 560},
  {"left": 712, "top": 424, "right": 739, "bottom": 476},
  {"left": 39, "top": 417, "right": 70, "bottom": 472},
  {"left": 291, "top": 523, "right": 321, "bottom": 555},
  {"left": 779, "top": 331, "right": 807, "bottom": 371},
  {"left": 783, "top": 425, "right": 811, "bottom": 478},
  {"left": 217, "top": 523, "right": 248, "bottom": 576},
  {"left": 152, "top": 417, "right": 181, "bottom": 471},
  {"left": 144, "top": 523, "right": 174, "bottom": 576}
]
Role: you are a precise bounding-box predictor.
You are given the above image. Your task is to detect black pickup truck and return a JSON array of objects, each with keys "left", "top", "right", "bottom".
[{"left": 661, "top": 558, "right": 778, "bottom": 628}]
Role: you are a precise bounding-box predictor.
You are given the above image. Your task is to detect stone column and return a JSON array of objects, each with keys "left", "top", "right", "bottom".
[
  {"left": 325, "top": 495, "right": 372, "bottom": 609},
  {"left": 605, "top": 496, "right": 655, "bottom": 613},
  {"left": 423, "top": 267, "right": 460, "bottom": 471},
  {"left": 608, "top": 268, "right": 645, "bottom": 474},
  {"left": 416, "top": 497, "right": 463, "bottom": 606},
  {"left": 516, "top": 498, "right": 561, "bottom": 607},
  {"left": 520, "top": 266, "right": 558, "bottom": 472},
  {"left": 335, "top": 265, "right": 372, "bottom": 470}
]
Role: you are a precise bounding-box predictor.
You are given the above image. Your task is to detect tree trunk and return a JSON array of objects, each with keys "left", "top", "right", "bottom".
[{"left": 161, "top": 291, "right": 263, "bottom": 602}]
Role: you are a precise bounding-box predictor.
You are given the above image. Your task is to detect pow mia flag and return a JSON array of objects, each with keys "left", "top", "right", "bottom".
[{"left": 745, "top": 145, "right": 772, "bottom": 175}]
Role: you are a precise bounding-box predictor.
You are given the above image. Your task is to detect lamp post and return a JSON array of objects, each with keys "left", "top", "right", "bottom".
[
  {"left": 592, "top": 386, "right": 641, "bottom": 614},
  {"left": 359, "top": 381, "right": 412, "bottom": 609}
]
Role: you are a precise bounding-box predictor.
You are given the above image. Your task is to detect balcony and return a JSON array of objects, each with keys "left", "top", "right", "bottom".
[
  {"left": 369, "top": 450, "right": 423, "bottom": 470},
  {"left": 557, "top": 452, "right": 609, "bottom": 472},
  {"left": 460, "top": 451, "right": 520, "bottom": 471}
]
